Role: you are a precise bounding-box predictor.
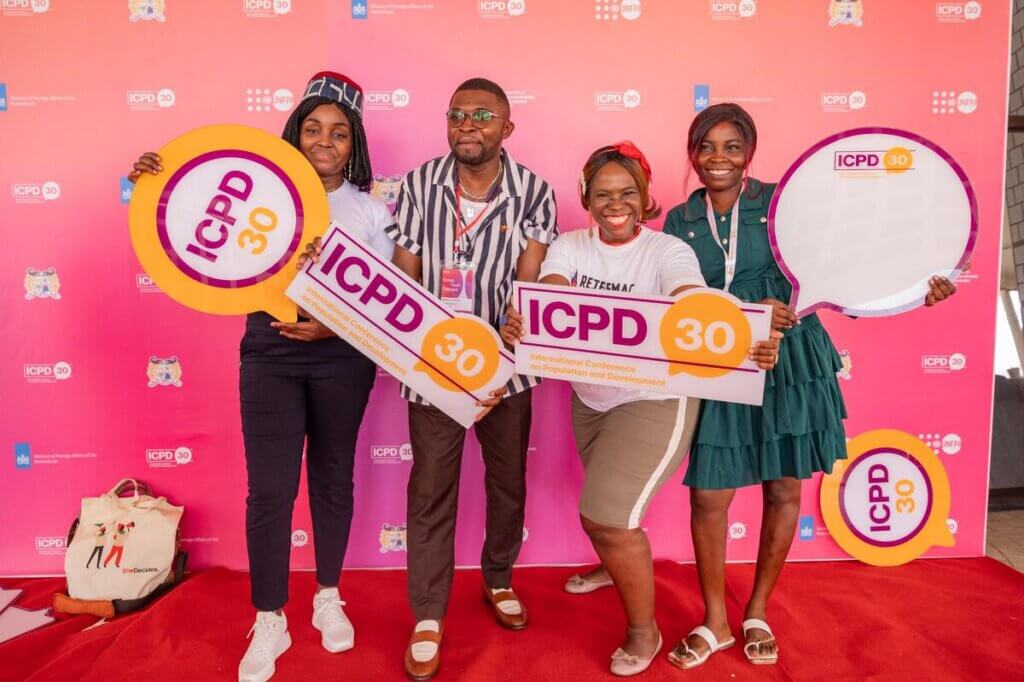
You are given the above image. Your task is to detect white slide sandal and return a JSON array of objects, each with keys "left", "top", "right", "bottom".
[
  {"left": 742, "top": 618, "right": 779, "bottom": 665},
  {"left": 667, "top": 625, "right": 735, "bottom": 670}
]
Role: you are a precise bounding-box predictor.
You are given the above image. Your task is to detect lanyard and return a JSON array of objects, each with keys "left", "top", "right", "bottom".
[
  {"left": 451, "top": 184, "right": 494, "bottom": 258},
  {"left": 705, "top": 195, "right": 740, "bottom": 291}
]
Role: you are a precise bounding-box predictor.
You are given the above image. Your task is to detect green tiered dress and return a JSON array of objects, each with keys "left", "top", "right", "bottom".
[{"left": 663, "top": 179, "right": 848, "bottom": 489}]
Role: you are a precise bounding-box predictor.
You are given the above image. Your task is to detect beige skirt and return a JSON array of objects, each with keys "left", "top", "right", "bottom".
[{"left": 572, "top": 393, "right": 700, "bottom": 529}]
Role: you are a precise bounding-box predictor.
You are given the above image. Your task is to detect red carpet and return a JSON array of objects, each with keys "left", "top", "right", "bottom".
[{"left": 1, "top": 558, "right": 1022, "bottom": 681}]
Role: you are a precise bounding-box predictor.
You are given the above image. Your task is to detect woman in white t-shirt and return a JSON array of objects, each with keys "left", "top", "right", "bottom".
[
  {"left": 501, "top": 142, "right": 779, "bottom": 677},
  {"left": 129, "top": 71, "right": 395, "bottom": 682}
]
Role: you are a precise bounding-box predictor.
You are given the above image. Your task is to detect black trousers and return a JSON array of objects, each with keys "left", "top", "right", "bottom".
[{"left": 240, "top": 354, "right": 375, "bottom": 611}]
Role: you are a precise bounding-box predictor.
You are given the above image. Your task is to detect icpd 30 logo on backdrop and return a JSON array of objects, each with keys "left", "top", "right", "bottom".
[
  {"left": 364, "top": 89, "right": 410, "bottom": 111},
  {"left": 243, "top": 0, "right": 291, "bottom": 17},
  {"left": 936, "top": 1, "right": 981, "bottom": 22},
  {"left": 479, "top": 0, "right": 525, "bottom": 19},
  {"left": 1, "top": 0, "right": 49, "bottom": 17},
  {"left": 710, "top": 0, "right": 756, "bottom": 21},
  {"left": 11, "top": 181, "right": 60, "bottom": 203}
]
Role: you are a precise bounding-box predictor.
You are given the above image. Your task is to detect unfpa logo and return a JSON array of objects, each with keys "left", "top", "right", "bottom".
[
  {"left": 11, "top": 181, "right": 60, "bottom": 204},
  {"left": 918, "top": 432, "right": 963, "bottom": 455},
  {"left": 479, "top": 0, "right": 525, "bottom": 19},
  {"left": 127, "top": 88, "right": 176, "bottom": 111},
  {"left": 351, "top": 1, "right": 367, "bottom": 19},
  {"left": 834, "top": 147, "right": 914, "bottom": 175},
  {"left": 710, "top": 0, "right": 756, "bottom": 20},
  {"left": 594, "top": 89, "right": 641, "bottom": 111},
  {"left": 129, "top": 0, "right": 166, "bottom": 21},
  {"left": 246, "top": 87, "right": 294, "bottom": 113},
  {"left": 1, "top": 0, "right": 49, "bottom": 16},
  {"left": 243, "top": 0, "right": 291, "bottom": 17},
  {"left": 595, "top": 0, "right": 640, "bottom": 21},
  {"left": 24, "top": 267, "right": 62, "bottom": 300},
  {"left": 365, "top": 89, "right": 411, "bottom": 111},
  {"left": 147, "top": 356, "right": 183, "bottom": 387},
  {"left": 936, "top": 2, "right": 980, "bottom": 22},
  {"left": 932, "top": 90, "right": 977, "bottom": 115}
]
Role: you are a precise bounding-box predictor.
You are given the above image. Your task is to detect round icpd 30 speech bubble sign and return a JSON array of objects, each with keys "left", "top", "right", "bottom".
[
  {"left": 820, "top": 429, "right": 955, "bottom": 566},
  {"left": 129, "top": 125, "right": 330, "bottom": 322},
  {"left": 769, "top": 128, "right": 977, "bottom": 319}
]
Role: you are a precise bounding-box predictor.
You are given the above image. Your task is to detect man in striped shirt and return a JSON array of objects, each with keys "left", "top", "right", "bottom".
[{"left": 386, "top": 78, "right": 557, "bottom": 680}]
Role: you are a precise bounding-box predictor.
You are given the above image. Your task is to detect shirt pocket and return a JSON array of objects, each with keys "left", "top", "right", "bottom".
[{"left": 740, "top": 211, "right": 775, "bottom": 260}]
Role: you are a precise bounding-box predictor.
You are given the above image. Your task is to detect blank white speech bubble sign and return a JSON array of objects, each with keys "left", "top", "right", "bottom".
[{"left": 768, "top": 128, "right": 977, "bottom": 318}]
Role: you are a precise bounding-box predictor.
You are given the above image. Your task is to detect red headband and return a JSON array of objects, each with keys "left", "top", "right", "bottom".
[
  {"left": 579, "top": 140, "right": 654, "bottom": 204},
  {"left": 606, "top": 140, "right": 652, "bottom": 182}
]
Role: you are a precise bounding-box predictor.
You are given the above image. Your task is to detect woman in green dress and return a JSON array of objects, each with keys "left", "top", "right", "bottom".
[{"left": 659, "top": 103, "right": 959, "bottom": 669}]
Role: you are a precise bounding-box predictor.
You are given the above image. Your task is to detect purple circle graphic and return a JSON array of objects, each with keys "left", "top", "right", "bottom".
[
  {"left": 838, "top": 446, "right": 934, "bottom": 547},
  {"left": 156, "top": 149, "right": 304, "bottom": 288}
]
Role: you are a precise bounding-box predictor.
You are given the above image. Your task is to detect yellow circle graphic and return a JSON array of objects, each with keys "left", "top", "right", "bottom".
[
  {"left": 883, "top": 146, "right": 913, "bottom": 174},
  {"left": 129, "top": 124, "right": 329, "bottom": 322},
  {"left": 820, "top": 429, "right": 954, "bottom": 567},
  {"left": 416, "top": 316, "right": 503, "bottom": 393},
  {"left": 658, "top": 292, "right": 752, "bottom": 378}
]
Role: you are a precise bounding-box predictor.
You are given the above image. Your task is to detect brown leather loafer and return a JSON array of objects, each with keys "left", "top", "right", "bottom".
[
  {"left": 404, "top": 622, "right": 443, "bottom": 681},
  {"left": 481, "top": 583, "right": 528, "bottom": 630}
]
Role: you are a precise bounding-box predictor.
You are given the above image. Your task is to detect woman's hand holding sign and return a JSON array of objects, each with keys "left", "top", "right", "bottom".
[
  {"left": 924, "top": 275, "right": 957, "bottom": 307},
  {"left": 759, "top": 297, "right": 799, "bottom": 331}
]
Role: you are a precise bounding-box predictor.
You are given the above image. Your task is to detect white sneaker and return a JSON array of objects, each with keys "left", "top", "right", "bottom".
[
  {"left": 312, "top": 587, "right": 354, "bottom": 653},
  {"left": 239, "top": 611, "right": 291, "bottom": 682}
]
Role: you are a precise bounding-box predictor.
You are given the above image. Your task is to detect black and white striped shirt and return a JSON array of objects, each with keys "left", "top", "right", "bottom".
[{"left": 386, "top": 151, "right": 559, "bottom": 403}]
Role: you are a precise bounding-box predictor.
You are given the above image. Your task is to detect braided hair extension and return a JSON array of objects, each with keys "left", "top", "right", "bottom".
[{"left": 281, "top": 95, "right": 374, "bottom": 192}]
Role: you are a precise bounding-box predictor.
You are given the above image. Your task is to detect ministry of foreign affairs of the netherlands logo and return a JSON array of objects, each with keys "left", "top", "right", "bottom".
[
  {"left": 828, "top": 0, "right": 863, "bottom": 26},
  {"left": 379, "top": 523, "right": 407, "bottom": 553},
  {"left": 24, "top": 267, "right": 61, "bottom": 300},
  {"left": 147, "top": 356, "right": 183, "bottom": 387}
]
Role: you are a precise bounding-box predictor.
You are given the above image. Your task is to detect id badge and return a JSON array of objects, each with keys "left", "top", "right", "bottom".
[{"left": 440, "top": 258, "right": 476, "bottom": 314}]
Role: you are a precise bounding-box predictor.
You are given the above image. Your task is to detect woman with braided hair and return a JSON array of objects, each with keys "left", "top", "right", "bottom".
[
  {"left": 501, "top": 142, "right": 779, "bottom": 676},
  {"left": 127, "top": 71, "right": 395, "bottom": 682}
]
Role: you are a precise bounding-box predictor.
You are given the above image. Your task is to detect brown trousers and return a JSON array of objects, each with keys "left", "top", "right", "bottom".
[{"left": 406, "top": 389, "right": 532, "bottom": 620}]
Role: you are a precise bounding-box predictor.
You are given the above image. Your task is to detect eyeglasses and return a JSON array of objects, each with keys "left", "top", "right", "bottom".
[{"left": 445, "top": 108, "right": 509, "bottom": 127}]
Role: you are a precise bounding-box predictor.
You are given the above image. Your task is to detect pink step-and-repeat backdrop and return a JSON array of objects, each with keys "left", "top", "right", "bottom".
[{"left": 0, "top": 0, "right": 1011, "bottom": 575}]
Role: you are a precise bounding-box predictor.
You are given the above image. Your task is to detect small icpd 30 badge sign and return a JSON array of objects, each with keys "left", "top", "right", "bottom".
[{"left": 820, "top": 429, "right": 955, "bottom": 566}]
